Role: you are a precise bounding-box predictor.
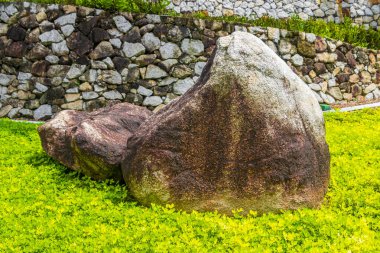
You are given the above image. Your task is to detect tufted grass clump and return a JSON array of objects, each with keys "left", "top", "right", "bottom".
[{"left": 0, "top": 108, "right": 379, "bottom": 252}]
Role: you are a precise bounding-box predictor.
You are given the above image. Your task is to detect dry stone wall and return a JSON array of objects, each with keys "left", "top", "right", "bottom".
[
  {"left": 0, "top": 2, "right": 380, "bottom": 120},
  {"left": 169, "top": 0, "right": 380, "bottom": 29}
]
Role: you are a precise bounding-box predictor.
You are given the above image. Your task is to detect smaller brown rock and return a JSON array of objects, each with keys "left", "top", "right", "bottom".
[
  {"left": 38, "top": 103, "right": 152, "bottom": 181},
  {"left": 315, "top": 37, "right": 327, "bottom": 52},
  {"left": 352, "top": 84, "right": 362, "bottom": 97},
  {"left": 6, "top": 42, "right": 27, "bottom": 58},
  {"left": 346, "top": 51, "right": 357, "bottom": 67},
  {"left": 314, "top": 63, "right": 327, "bottom": 75}
]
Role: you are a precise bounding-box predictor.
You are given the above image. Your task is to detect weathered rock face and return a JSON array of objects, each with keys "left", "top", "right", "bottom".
[
  {"left": 122, "top": 32, "right": 330, "bottom": 215},
  {"left": 38, "top": 103, "right": 152, "bottom": 181}
]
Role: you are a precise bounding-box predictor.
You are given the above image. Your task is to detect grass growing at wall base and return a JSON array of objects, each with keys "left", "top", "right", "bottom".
[{"left": 0, "top": 109, "right": 379, "bottom": 252}]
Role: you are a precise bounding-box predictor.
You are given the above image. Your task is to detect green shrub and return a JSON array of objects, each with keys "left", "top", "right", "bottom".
[{"left": 0, "top": 108, "right": 379, "bottom": 252}]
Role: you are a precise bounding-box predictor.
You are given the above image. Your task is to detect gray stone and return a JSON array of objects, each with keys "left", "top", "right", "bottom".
[
  {"left": 113, "top": 16, "right": 132, "bottom": 33},
  {"left": 94, "top": 85, "right": 107, "bottom": 92},
  {"left": 5, "top": 4, "right": 17, "bottom": 16},
  {"left": 173, "top": 77, "right": 195, "bottom": 95},
  {"left": 82, "top": 91, "right": 99, "bottom": 100},
  {"left": 35, "top": 83, "right": 49, "bottom": 93},
  {"left": 0, "top": 74, "right": 15, "bottom": 86},
  {"left": 364, "top": 83, "right": 377, "bottom": 94},
  {"left": 0, "top": 87, "right": 7, "bottom": 95},
  {"left": 314, "top": 9, "right": 325, "bottom": 17},
  {"left": 159, "top": 77, "right": 178, "bottom": 86},
  {"left": 18, "top": 72, "right": 32, "bottom": 83},
  {"left": 52, "top": 41, "right": 69, "bottom": 56},
  {"left": 19, "top": 109, "right": 33, "bottom": 117},
  {"left": 145, "top": 65, "right": 168, "bottom": 79},
  {"left": 61, "top": 25, "right": 75, "bottom": 37},
  {"left": 87, "top": 69, "right": 98, "bottom": 82},
  {"left": 373, "top": 88, "right": 380, "bottom": 99},
  {"left": 181, "top": 39, "right": 205, "bottom": 56},
  {"left": 123, "top": 42, "right": 145, "bottom": 57},
  {"left": 103, "top": 57, "right": 114, "bottom": 69},
  {"left": 146, "top": 14, "right": 161, "bottom": 23},
  {"left": 278, "top": 40, "right": 293, "bottom": 55},
  {"left": 290, "top": 54, "right": 304, "bottom": 66},
  {"left": 101, "top": 70, "right": 122, "bottom": 85},
  {"left": 195, "top": 62, "right": 207, "bottom": 76},
  {"left": 110, "top": 38, "right": 122, "bottom": 49},
  {"left": 34, "top": 104, "right": 52, "bottom": 120},
  {"left": 306, "top": 33, "right": 316, "bottom": 43},
  {"left": 45, "top": 55, "right": 60, "bottom": 64},
  {"left": 103, "top": 90, "right": 123, "bottom": 100},
  {"left": 141, "top": 33, "right": 161, "bottom": 52},
  {"left": 137, "top": 85, "right": 153, "bottom": 96},
  {"left": 8, "top": 108, "right": 20, "bottom": 119},
  {"left": 0, "top": 13, "right": 9, "bottom": 23},
  {"left": 159, "top": 59, "right": 178, "bottom": 72},
  {"left": 160, "top": 43, "right": 182, "bottom": 60},
  {"left": 55, "top": 13, "right": 77, "bottom": 26},
  {"left": 308, "top": 83, "right": 321, "bottom": 91},
  {"left": 67, "top": 65, "right": 87, "bottom": 79},
  {"left": 365, "top": 92, "right": 374, "bottom": 100},
  {"left": 142, "top": 96, "right": 163, "bottom": 106},
  {"left": 66, "top": 87, "right": 79, "bottom": 93},
  {"left": 312, "top": 90, "right": 324, "bottom": 103},
  {"left": 39, "top": 30, "right": 64, "bottom": 44}
]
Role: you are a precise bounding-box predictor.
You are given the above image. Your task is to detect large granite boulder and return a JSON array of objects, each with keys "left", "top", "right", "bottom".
[
  {"left": 38, "top": 103, "right": 152, "bottom": 181},
  {"left": 122, "top": 32, "right": 330, "bottom": 214}
]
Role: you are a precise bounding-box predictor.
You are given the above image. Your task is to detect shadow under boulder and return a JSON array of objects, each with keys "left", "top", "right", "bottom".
[{"left": 38, "top": 103, "right": 152, "bottom": 181}]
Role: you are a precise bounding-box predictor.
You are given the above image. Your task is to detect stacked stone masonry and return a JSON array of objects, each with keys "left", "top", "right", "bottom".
[
  {"left": 0, "top": 2, "right": 380, "bottom": 120},
  {"left": 169, "top": 0, "right": 380, "bottom": 29}
]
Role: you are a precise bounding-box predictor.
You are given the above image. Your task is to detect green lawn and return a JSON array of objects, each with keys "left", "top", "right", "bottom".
[{"left": 0, "top": 109, "right": 379, "bottom": 252}]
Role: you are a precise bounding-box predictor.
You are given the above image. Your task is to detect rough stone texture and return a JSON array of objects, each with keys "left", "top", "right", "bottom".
[
  {"left": 122, "top": 32, "right": 330, "bottom": 215},
  {"left": 38, "top": 103, "right": 152, "bottom": 181},
  {"left": 1, "top": 2, "right": 380, "bottom": 120}
]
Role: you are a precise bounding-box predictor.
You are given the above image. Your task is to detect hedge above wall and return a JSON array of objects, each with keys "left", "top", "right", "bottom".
[{"left": 0, "top": 2, "right": 380, "bottom": 120}]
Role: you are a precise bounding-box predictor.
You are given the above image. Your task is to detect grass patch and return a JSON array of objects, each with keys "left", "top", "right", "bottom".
[
  {"left": 2, "top": 0, "right": 380, "bottom": 49},
  {"left": 0, "top": 109, "right": 379, "bottom": 252}
]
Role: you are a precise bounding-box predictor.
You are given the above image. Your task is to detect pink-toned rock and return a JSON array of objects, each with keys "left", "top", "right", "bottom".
[
  {"left": 122, "top": 32, "right": 330, "bottom": 215},
  {"left": 38, "top": 103, "right": 152, "bottom": 181}
]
